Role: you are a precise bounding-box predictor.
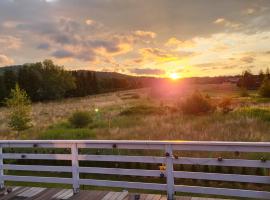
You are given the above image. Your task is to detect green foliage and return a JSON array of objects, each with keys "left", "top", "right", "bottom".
[
  {"left": 6, "top": 84, "right": 32, "bottom": 131},
  {"left": 259, "top": 78, "right": 270, "bottom": 98},
  {"left": 0, "top": 75, "right": 7, "bottom": 105},
  {"left": 19, "top": 60, "right": 76, "bottom": 100},
  {"left": 39, "top": 127, "right": 96, "bottom": 140},
  {"left": 180, "top": 91, "right": 215, "bottom": 115},
  {"left": 239, "top": 87, "right": 249, "bottom": 97},
  {"left": 218, "top": 97, "right": 233, "bottom": 114},
  {"left": 69, "top": 111, "right": 93, "bottom": 128},
  {"left": 119, "top": 105, "right": 164, "bottom": 116},
  {"left": 237, "top": 70, "right": 257, "bottom": 90},
  {"left": 236, "top": 107, "right": 270, "bottom": 122}
]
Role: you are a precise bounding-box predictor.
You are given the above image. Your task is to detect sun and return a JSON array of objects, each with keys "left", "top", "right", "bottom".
[{"left": 169, "top": 73, "right": 180, "bottom": 80}]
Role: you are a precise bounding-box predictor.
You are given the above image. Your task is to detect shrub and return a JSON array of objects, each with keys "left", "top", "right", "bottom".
[
  {"left": 259, "top": 78, "right": 270, "bottom": 98},
  {"left": 218, "top": 97, "right": 233, "bottom": 114},
  {"left": 6, "top": 84, "right": 32, "bottom": 131},
  {"left": 179, "top": 91, "right": 215, "bottom": 115},
  {"left": 120, "top": 105, "right": 163, "bottom": 116},
  {"left": 69, "top": 111, "right": 92, "bottom": 128},
  {"left": 240, "top": 87, "right": 249, "bottom": 97},
  {"left": 236, "top": 107, "right": 270, "bottom": 122},
  {"left": 39, "top": 128, "right": 96, "bottom": 140}
]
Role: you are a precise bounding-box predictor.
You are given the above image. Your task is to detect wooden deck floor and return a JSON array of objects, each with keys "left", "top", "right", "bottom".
[{"left": 0, "top": 187, "right": 232, "bottom": 200}]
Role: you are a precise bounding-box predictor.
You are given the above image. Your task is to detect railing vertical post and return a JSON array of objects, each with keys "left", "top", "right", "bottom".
[
  {"left": 71, "top": 143, "right": 80, "bottom": 194},
  {"left": 165, "top": 144, "right": 175, "bottom": 200},
  {"left": 0, "top": 146, "right": 4, "bottom": 189}
]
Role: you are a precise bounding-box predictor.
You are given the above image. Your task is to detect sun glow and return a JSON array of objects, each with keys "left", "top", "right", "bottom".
[{"left": 169, "top": 73, "right": 180, "bottom": 80}]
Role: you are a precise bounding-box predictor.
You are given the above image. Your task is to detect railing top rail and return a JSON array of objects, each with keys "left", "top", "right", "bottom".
[{"left": 0, "top": 140, "right": 270, "bottom": 147}]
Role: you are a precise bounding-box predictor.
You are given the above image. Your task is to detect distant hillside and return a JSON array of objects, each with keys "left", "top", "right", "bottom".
[
  {"left": 0, "top": 64, "right": 241, "bottom": 84},
  {"left": 74, "top": 70, "right": 133, "bottom": 80},
  {"left": 0, "top": 65, "right": 23, "bottom": 75},
  {"left": 0, "top": 65, "right": 133, "bottom": 80}
]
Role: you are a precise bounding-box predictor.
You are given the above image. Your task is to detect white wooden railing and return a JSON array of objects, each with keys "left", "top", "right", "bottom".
[{"left": 0, "top": 140, "right": 270, "bottom": 199}]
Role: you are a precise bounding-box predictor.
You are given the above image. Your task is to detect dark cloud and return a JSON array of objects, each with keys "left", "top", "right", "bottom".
[
  {"left": 37, "top": 43, "right": 50, "bottom": 50},
  {"left": 241, "top": 56, "right": 255, "bottom": 63},
  {"left": 52, "top": 49, "right": 74, "bottom": 58}
]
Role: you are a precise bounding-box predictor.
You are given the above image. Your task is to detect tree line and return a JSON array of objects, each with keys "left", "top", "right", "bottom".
[
  {"left": 0, "top": 60, "right": 144, "bottom": 106},
  {"left": 237, "top": 68, "right": 270, "bottom": 97}
]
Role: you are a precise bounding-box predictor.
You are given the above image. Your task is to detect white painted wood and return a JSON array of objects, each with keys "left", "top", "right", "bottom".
[
  {"left": 3, "top": 153, "right": 71, "bottom": 160},
  {"left": 165, "top": 145, "right": 174, "bottom": 200},
  {"left": 3, "top": 175, "right": 73, "bottom": 184},
  {"left": 2, "top": 140, "right": 270, "bottom": 152},
  {"left": 79, "top": 179, "right": 167, "bottom": 191},
  {"left": 2, "top": 140, "right": 270, "bottom": 199},
  {"left": 0, "top": 146, "right": 4, "bottom": 189},
  {"left": 79, "top": 167, "right": 161, "bottom": 177},
  {"left": 174, "top": 171, "right": 270, "bottom": 184},
  {"left": 71, "top": 143, "right": 80, "bottom": 194},
  {"left": 173, "top": 157, "right": 270, "bottom": 168},
  {"left": 174, "top": 185, "right": 270, "bottom": 199},
  {"left": 78, "top": 154, "right": 165, "bottom": 163},
  {"left": 3, "top": 164, "right": 72, "bottom": 172}
]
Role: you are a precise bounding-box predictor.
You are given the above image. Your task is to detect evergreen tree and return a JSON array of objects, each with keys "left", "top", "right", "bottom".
[
  {"left": 0, "top": 75, "right": 7, "bottom": 105},
  {"left": 6, "top": 84, "right": 32, "bottom": 132}
]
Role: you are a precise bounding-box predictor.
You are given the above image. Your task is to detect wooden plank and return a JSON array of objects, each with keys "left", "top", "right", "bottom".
[
  {"left": 145, "top": 194, "right": 155, "bottom": 200},
  {"left": 3, "top": 154, "right": 71, "bottom": 161},
  {"left": 71, "top": 144, "right": 79, "bottom": 194},
  {"left": 79, "top": 179, "right": 166, "bottom": 191},
  {"left": 173, "top": 157, "right": 270, "bottom": 168},
  {"left": 152, "top": 194, "right": 162, "bottom": 200},
  {"left": 31, "top": 188, "right": 61, "bottom": 200},
  {"left": 2, "top": 140, "right": 270, "bottom": 152},
  {"left": 0, "top": 187, "right": 30, "bottom": 200},
  {"left": 79, "top": 167, "right": 161, "bottom": 177},
  {"left": 101, "top": 191, "right": 115, "bottom": 200},
  {"left": 18, "top": 187, "right": 46, "bottom": 198},
  {"left": 174, "top": 171, "right": 270, "bottom": 184},
  {"left": 165, "top": 144, "right": 174, "bottom": 200},
  {"left": 175, "top": 185, "right": 270, "bottom": 199},
  {"left": 3, "top": 165, "right": 72, "bottom": 173},
  {"left": 78, "top": 155, "right": 165, "bottom": 164},
  {"left": 3, "top": 175, "right": 73, "bottom": 184},
  {"left": 116, "top": 191, "right": 129, "bottom": 200}
]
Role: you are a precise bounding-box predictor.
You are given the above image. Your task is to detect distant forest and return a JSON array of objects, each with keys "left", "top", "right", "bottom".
[
  {"left": 0, "top": 60, "right": 149, "bottom": 105},
  {"left": 0, "top": 59, "right": 267, "bottom": 105}
]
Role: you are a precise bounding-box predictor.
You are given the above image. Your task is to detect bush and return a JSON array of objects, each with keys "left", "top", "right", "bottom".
[
  {"left": 236, "top": 107, "right": 270, "bottom": 122},
  {"left": 69, "top": 111, "right": 92, "bottom": 128},
  {"left": 120, "top": 105, "right": 163, "bottom": 116},
  {"left": 39, "top": 128, "right": 96, "bottom": 140},
  {"left": 218, "top": 97, "right": 233, "bottom": 114},
  {"left": 179, "top": 91, "right": 215, "bottom": 115},
  {"left": 259, "top": 78, "right": 270, "bottom": 98},
  {"left": 240, "top": 87, "right": 249, "bottom": 97},
  {"left": 6, "top": 84, "right": 32, "bottom": 131}
]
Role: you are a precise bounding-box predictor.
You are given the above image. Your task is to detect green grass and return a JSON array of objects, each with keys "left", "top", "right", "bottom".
[
  {"left": 39, "top": 127, "right": 96, "bottom": 140},
  {"left": 235, "top": 107, "right": 270, "bottom": 122},
  {"left": 119, "top": 104, "right": 164, "bottom": 116}
]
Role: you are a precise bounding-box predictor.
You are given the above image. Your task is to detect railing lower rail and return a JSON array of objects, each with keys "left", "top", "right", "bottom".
[{"left": 0, "top": 140, "right": 270, "bottom": 199}]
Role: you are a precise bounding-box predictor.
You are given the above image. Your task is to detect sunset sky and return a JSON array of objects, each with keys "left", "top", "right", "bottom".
[{"left": 0, "top": 0, "right": 270, "bottom": 77}]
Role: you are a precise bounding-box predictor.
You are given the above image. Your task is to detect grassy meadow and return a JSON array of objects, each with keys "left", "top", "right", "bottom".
[
  {"left": 1, "top": 82, "right": 270, "bottom": 199},
  {"left": 0, "top": 82, "right": 269, "bottom": 142}
]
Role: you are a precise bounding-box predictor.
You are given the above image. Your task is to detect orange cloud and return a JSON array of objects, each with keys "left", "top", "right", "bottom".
[
  {"left": 0, "top": 54, "right": 14, "bottom": 66},
  {"left": 134, "top": 30, "right": 156, "bottom": 39},
  {"left": 214, "top": 18, "right": 241, "bottom": 29},
  {"left": 165, "top": 37, "right": 195, "bottom": 48}
]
